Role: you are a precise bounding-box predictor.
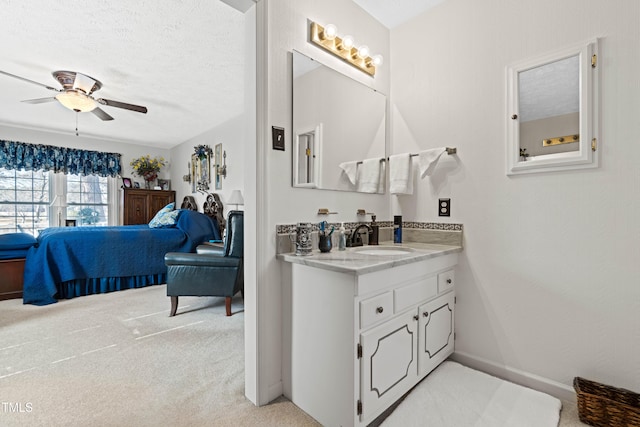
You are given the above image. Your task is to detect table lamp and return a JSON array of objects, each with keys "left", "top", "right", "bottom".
[{"left": 227, "top": 190, "right": 244, "bottom": 210}]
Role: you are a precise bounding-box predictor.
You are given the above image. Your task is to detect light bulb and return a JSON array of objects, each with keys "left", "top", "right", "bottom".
[
  {"left": 341, "top": 35, "right": 354, "bottom": 50},
  {"left": 323, "top": 24, "right": 337, "bottom": 40},
  {"left": 357, "top": 45, "right": 370, "bottom": 59},
  {"left": 372, "top": 54, "right": 384, "bottom": 66}
]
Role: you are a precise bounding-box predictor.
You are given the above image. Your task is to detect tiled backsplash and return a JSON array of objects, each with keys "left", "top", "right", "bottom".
[
  {"left": 275, "top": 221, "right": 462, "bottom": 234},
  {"left": 276, "top": 221, "right": 463, "bottom": 254}
]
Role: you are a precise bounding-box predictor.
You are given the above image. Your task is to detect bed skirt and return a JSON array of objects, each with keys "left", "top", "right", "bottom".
[{"left": 57, "top": 274, "right": 166, "bottom": 300}]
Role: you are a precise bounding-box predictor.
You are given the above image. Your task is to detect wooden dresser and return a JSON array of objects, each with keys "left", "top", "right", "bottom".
[{"left": 120, "top": 188, "right": 176, "bottom": 225}]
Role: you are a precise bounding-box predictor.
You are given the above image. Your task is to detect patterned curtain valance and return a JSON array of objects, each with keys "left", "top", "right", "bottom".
[{"left": 0, "top": 139, "right": 122, "bottom": 177}]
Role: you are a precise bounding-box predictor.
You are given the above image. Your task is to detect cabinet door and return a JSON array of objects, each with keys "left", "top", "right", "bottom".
[
  {"left": 149, "top": 192, "right": 173, "bottom": 220},
  {"left": 360, "top": 310, "right": 418, "bottom": 423},
  {"left": 125, "top": 193, "right": 149, "bottom": 225},
  {"left": 418, "top": 291, "right": 455, "bottom": 377}
]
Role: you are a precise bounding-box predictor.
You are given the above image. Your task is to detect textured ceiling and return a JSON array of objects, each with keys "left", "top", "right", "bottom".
[
  {"left": 518, "top": 55, "right": 579, "bottom": 122},
  {"left": 0, "top": 0, "right": 246, "bottom": 149}
]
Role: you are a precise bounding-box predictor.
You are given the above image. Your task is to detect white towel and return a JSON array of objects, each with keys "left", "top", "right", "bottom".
[
  {"left": 389, "top": 153, "right": 413, "bottom": 195},
  {"left": 339, "top": 161, "right": 359, "bottom": 185},
  {"left": 419, "top": 147, "right": 447, "bottom": 178},
  {"left": 356, "top": 158, "right": 382, "bottom": 193}
]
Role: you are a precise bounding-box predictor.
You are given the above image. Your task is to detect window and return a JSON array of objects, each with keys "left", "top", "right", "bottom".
[
  {"left": 0, "top": 168, "right": 51, "bottom": 235},
  {"left": 0, "top": 168, "right": 115, "bottom": 235},
  {"left": 66, "top": 174, "right": 109, "bottom": 226}
]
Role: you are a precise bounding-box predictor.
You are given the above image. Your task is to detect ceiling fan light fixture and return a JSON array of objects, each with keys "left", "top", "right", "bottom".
[{"left": 55, "top": 90, "right": 97, "bottom": 112}]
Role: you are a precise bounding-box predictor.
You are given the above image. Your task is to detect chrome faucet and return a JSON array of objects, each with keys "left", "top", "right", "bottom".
[{"left": 350, "top": 224, "right": 373, "bottom": 247}]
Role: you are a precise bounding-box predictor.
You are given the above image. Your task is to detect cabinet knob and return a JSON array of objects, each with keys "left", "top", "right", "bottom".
[
  {"left": 423, "top": 312, "right": 429, "bottom": 317},
  {"left": 413, "top": 315, "right": 419, "bottom": 321},
  {"left": 447, "top": 278, "right": 452, "bottom": 284},
  {"left": 376, "top": 306, "right": 384, "bottom": 314}
]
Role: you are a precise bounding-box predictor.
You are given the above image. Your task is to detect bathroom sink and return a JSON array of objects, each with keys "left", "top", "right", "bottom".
[{"left": 354, "top": 246, "right": 414, "bottom": 255}]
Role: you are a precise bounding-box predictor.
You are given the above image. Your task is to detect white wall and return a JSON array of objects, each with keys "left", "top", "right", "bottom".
[
  {"left": 390, "top": 0, "right": 640, "bottom": 396},
  {"left": 253, "top": 0, "right": 390, "bottom": 404},
  {"left": 169, "top": 115, "right": 246, "bottom": 212}
]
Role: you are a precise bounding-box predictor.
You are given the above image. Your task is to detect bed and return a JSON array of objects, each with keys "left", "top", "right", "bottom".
[{"left": 23, "top": 196, "right": 224, "bottom": 306}]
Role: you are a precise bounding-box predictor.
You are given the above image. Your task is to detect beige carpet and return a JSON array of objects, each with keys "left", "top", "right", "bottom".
[
  {"left": 0, "top": 285, "right": 316, "bottom": 427},
  {"left": 0, "top": 285, "right": 585, "bottom": 427}
]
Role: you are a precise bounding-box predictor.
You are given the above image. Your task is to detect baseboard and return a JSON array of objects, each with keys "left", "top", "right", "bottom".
[
  {"left": 451, "top": 351, "right": 576, "bottom": 402},
  {"left": 267, "top": 380, "right": 283, "bottom": 404}
]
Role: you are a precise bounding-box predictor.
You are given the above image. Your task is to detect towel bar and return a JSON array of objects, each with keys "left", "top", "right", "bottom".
[
  {"left": 408, "top": 147, "right": 457, "bottom": 157},
  {"left": 355, "top": 148, "right": 457, "bottom": 165}
]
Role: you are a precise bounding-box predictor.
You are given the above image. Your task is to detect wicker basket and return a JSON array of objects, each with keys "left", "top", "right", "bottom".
[{"left": 574, "top": 377, "right": 640, "bottom": 427}]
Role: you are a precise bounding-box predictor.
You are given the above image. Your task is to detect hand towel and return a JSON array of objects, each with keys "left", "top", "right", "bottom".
[
  {"left": 389, "top": 153, "right": 413, "bottom": 195},
  {"left": 418, "top": 147, "right": 447, "bottom": 178},
  {"left": 339, "top": 161, "right": 359, "bottom": 185},
  {"left": 356, "top": 158, "right": 382, "bottom": 193}
]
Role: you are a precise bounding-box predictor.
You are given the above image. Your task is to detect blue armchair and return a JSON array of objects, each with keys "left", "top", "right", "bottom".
[{"left": 164, "top": 210, "right": 243, "bottom": 316}]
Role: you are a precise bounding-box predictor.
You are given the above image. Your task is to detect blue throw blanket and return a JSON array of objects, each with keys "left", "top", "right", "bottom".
[{"left": 23, "top": 210, "right": 221, "bottom": 305}]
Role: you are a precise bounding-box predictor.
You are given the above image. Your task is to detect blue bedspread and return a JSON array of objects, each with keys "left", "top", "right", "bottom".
[{"left": 23, "top": 210, "right": 221, "bottom": 305}]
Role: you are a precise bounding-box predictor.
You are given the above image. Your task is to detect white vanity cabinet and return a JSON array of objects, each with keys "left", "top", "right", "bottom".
[{"left": 284, "top": 252, "right": 458, "bottom": 427}]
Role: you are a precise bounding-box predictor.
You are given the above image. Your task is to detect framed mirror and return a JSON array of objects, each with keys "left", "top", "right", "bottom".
[
  {"left": 191, "top": 145, "right": 212, "bottom": 192},
  {"left": 506, "top": 39, "right": 599, "bottom": 175},
  {"left": 292, "top": 50, "right": 387, "bottom": 192}
]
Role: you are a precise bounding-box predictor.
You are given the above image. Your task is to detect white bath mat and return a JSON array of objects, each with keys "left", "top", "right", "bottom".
[{"left": 381, "top": 361, "right": 562, "bottom": 427}]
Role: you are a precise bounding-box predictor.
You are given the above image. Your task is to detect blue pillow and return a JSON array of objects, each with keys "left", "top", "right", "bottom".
[
  {"left": 0, "top": 233, "right": 37, "bottom": 250},
  {"left": 149, "top": 203, "right": 180, "bottom": 228}
]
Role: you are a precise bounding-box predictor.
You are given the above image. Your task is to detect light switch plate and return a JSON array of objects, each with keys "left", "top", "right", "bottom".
[
  {"left": 272, "top": 126, "right": 285, "bottom": 151},
  {"left": 439, "top": 198, "right": 450, "bottom": 216}
]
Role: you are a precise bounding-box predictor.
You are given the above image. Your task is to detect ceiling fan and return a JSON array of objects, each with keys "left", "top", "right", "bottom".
[{"left": 0, "top": 69, "right": 148, "bottom": 121}]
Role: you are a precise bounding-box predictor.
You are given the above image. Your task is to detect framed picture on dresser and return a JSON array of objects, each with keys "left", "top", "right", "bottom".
[{"left": 158, "top": 179, "right": 171, "bottom": 191}]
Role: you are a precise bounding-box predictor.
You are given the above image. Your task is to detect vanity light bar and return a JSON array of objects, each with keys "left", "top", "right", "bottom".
[{"left": 309, "top": 21, "right": 382, "bottom": 76}]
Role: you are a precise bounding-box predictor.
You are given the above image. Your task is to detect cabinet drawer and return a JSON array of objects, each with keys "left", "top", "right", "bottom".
[
  {"left": 394, "top": 276, "right": 437, "bottom": 313},
  {"left": 360, "top": 292, "right": 393, "bottom": 329},
  {"left": 438, "top": 270, "right": 455, "bottom": 293}
]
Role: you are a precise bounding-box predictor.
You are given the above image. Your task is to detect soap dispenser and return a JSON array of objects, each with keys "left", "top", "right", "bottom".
[
  {"left": 370, "top": 215, "right": 379, "bottom": 245},
  {"left": 338, "top": 223, "right": 347, "bottom": 250}
]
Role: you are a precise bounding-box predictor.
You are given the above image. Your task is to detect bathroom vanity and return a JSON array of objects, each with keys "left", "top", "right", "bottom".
[{"left": 280, "top": 243, "right": 461, "bottom": 426}]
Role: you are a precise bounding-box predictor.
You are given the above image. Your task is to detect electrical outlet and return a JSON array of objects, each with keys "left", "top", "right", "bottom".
[{"left": 438, "top": 198, "right": 450, "bottom": 217}]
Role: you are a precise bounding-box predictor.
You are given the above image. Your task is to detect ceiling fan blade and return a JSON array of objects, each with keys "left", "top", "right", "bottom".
[
  {"left": 0, "top": 70, "right": 60, "bottom": 92},
  {"left": 91, "top": 107, "right": 114, "bottom": 121},
  {"left": 73, "top": 72, "right": 98, "bottom": 95},
  {"left": 97, "top": 98, "right": 147, "bottom": 114},
  {"left": 21, "top": 97, "right": 57, "bottom": 104}
]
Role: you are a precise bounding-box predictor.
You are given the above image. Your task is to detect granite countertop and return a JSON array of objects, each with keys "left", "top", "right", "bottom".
[{"left": 277, "top": 241, "right": 462, "bottom": 275}]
